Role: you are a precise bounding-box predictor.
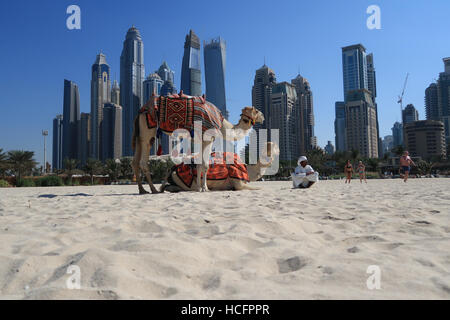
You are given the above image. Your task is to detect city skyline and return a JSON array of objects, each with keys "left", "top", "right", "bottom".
[{"left": 1, "top": 1, "right": 450, "bottom": 167}]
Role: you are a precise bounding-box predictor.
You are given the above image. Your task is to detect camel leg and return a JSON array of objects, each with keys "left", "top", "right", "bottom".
[
  {"left": 231, "top": 180, "right": 260, "bottom": 191},
  {"left": 140, "top": 131, "right": 159, "bottom": 194},
  {"left": 199, "top": 141, "right": 213, "bottom": 192},
  {"left": 132, "top": 138, "right": 148, "bottom": 194}
]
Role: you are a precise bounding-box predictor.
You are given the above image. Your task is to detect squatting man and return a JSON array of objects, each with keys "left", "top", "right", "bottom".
[{"left": 291, "top": 156, "right": 319, "bottom": 189}]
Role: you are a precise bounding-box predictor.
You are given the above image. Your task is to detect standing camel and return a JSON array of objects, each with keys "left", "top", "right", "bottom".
[{"left": 131, "top": 92, "right": 264, "bottom": 194}]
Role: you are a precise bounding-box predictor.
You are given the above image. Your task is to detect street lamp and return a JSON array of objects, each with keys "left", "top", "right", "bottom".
[{"left": 42, "top": 130, "right": 48, "bottom": 174}]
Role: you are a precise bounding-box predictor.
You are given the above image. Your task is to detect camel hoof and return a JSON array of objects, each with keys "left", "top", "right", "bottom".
[
  {"left": 201, "top": 187, "right": 209, "bottom": 192},
  {"left": 151, "top": 189, "right": 159, "bottom": 194},
  {"left": 139, "top": 189, "right": 150, "bottom": 194}
]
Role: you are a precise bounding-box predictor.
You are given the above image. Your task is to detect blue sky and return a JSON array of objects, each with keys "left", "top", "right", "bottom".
[{"left": 1, "top": 0, "right": 449, "bottom": 166}]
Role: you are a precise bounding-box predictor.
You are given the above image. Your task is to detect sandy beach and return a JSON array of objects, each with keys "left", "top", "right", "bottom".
[{"left": 0, "top": 179, "right": 449, "bottom": 299}]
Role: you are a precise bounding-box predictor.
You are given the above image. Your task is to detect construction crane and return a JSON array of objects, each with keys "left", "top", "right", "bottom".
[{"left": 397, "top": 73, "right": 409, "bottom": 123}]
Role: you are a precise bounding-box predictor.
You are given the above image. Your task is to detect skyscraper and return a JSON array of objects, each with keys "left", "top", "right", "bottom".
[
  {"left": 62, "top": 79, "right": 80, "bottom": 165},
  {"left": 324, "top": 141, "right": 335, "bottom": 155},
  {"left": 270, "top": 82, "right": 298, "bottom": 161},
  {"left": 157, "top": 61, "right": 176, "bottom": 86},
  {"left": 160, "top": 79, "right": 177, "bottom": 97},
  {"left": 143, "top": 73, "right": 164, "bottom": 104},
  {"left": 102, "top": 103, "right": 122, "bottom": 161},
  {"left": 402, "top": 104, "right": 419, "bottom": 124},
  {"left": 341, "top": 44, "right": 380, "bottom": 157},
  {"left": 437, "top": 58, "right": 450, "bottom": 143},
  {"left": 204, "top": 37, "right": 228, "bottom": 119},
  {"left": 52, "top": 114, "right": 63, "bottom": 171},
  {"left": 120, "top": 26, "right": 145, "bottom": 156},
  {"left": 425, "top": 83, "right": 439, "bottom": 121},
  {"left": 291, "top": 74, "right": 315, "bottom": 154},
  {"left": 342, "top": 44, "right": 368, "bottom": 100},
  {"left": 90, "top": 53, "right": 111, "bottom": 160},
  {"left": 392, "top": 122, "right": 403, "bottom": 147},
  {"left": 251, "top": 65, "right": 276, "bottom": 158},
  {"left": 111, "top": 80, "right": 120, "bottom": 105},
  {"left": 180, "top": 30, "right": 201, "bottom": 96},
  {"left": 79, "top": 113, "right": 91, "bottom": 166},
  {"left": 345, "top": 89, "right": 378, "bottom": 158},
  {"left": 334, "top": 101, "right": 346, "bottom": 152}
]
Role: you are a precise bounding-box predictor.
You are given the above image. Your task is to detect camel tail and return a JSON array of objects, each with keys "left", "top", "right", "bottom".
[{"left": 131, "top": 115, "right": 140, "bottom": 152}]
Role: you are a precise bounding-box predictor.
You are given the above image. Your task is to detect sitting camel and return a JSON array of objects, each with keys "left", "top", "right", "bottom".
[
  {"left": 131, "top": 92, "right": 264, "bottom": 194},
  {"left": 160, "top": 142, "right": 279, "bottom": 192}
]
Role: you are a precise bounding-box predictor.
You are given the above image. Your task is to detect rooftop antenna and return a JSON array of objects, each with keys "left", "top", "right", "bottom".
[{"left": 397, "top": 73, "right": 409, "bottom": 124}]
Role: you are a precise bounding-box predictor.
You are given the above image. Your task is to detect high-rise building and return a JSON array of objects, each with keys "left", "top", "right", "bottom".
[
  {"left": 157, "top": 61, "right": 176, "bottom": 86},
  {"left": 79, "top": 113, "right": 91, "bottom": 166},
  {"left": 251, "top": 65, "right": 276, "bottom": 158},
  {"left": 90, "top": 53, "right": 111, "bottom": 160},
  {"left": 143, "top": 73, "right": 164, "bottom": 104},
  {"left": 204, "top": 37, "right": 228, "bottom": 119},
  {"left": 341, "top": 44, "right": 380, "bottom": 157},
  {"left": 181, "top": 30, "right": 201, "bottom": 96},
  {"left": 270, "top": 82, "right": 298, "bottom": 161},
  {"left": 392, "top": 122, "right": 403, "bottom": 147},
  {"left": 425, "top": 83, "right": 439, "bottom": 121},
  {"left": 324, "top": 141, "right": 335, "bottom": 155},
  {"left": 345, "top": 89, "right": 378, "bottom": 158},
  {"left": 102, "top": 103, "right": 122, "bottom": 161},
  {"left": 404, "top": 120, "right": 446, "bottom": 160},
  {"left": 111, "top": 80, "right": 120, "bottom": 105},
  {"left": 437, "top": 58, "right": 450, "bottom": 143},
  {"left": 52, "top": 114, "right": 63, "bottom": 171},
  {"left": 291, "top": 74, "right": 315, "bottom": 154},
  {"left": 334, "top": 101, "right": 346, "bottom": 152},
  {"left": 62, "top": 79, "right": 80, "bottom": 165},
  {"left": 342, "top": 44, "right": 368, "bottom": 100},
  {"left": 160, "top": 79, "right": 177, "bottom": 97},
  {"left": 402, "top": 104, "right": 419, "bottom": 124},
  {"left": 120, "top": 26, "right": 145, "bottom": 156},
  {"left": 382, "top": 135, "right": 393, "bottom": 154},
  {"left": 366, "top": 53, "right": 377, "bottom": 102}
]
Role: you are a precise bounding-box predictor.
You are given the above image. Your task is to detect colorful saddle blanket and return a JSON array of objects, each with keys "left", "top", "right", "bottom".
[
  {"left": 175, "top": 152, "right": 249, "bottom": 188},
  {"left": 140, "top": 94, "right": 224, "bottom": 133}
]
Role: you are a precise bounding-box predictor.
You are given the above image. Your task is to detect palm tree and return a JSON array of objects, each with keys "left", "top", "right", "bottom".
[
  {"left": 392, "top": 145, "right": 405, "bottom": 157},
  {"left": 63, "top": 158, "right": 79, "bottom": 185},
  {"left": 105, "top": 159, "right": 121, "bottom": 182},
  {"left": 0, "top": 148, "right": 8, "bottom": 178},
  {"left": 84, "top": 158, "right": 102, "bottom": 185},
  {"left": 7, "top": 150, "right": 37, "bottom": 184},
  {"left": 119, "top": 157, "right": 133, "bottom": 180}
]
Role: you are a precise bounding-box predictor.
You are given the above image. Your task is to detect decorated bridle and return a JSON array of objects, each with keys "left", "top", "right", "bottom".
[{"left": 240, "top": 109, "right": 256, "bottom": 126}]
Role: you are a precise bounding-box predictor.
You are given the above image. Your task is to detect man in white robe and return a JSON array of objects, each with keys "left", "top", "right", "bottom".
[{"left": 291, "top": 156, "right": 319, "bottom": 188}]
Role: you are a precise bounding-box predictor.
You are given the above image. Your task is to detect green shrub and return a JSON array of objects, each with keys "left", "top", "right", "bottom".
[
  {"left": 16, "top": 178, "right": 35, "bottom": 187},
  {"left": 0, "top": 179, "right": 10, "bottom": 188},
  {"left": 37, "top": 176, "right": 64, "bottom": 187}
]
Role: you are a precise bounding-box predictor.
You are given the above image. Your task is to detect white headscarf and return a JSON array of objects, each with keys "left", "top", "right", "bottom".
[{"left": 298, "top": 156, "right": 307, "bottom": 166}]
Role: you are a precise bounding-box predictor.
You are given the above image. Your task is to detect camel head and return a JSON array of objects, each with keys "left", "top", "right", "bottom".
[
  {"left": 247, "top": 142, "right": 280, "bottom": 181},
  {"left": 239, "top": 107, "right": 264, "bottom": 129}
]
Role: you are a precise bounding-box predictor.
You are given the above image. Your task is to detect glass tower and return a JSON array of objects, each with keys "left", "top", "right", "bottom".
[
  {"left": 204, "top": 37, "right": 228, "bottom": 119},
  {"left": 52, "top": 114, "right": 63, "bottom": 171},
  {"left": 181, "top": 30, "right": 201, "bottom": 96},
  {"left": 62, "top": 79, "right": 80, "bottom": 165},
  {"left": 120, "top": 26, "right": 145, "bottom": 156},
  {"left": 90, "top": 53, "right": 111, "bottom": 160}
]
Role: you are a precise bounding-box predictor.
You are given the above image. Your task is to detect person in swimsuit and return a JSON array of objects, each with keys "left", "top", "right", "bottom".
[
  {"left": 344, "top": 160, "right": 353, "bottom": 184},
  {"left": 399, "top": 151, "right": 416, "bottom": 183},
  {"left": 357, "top": 161, "right": 367, "bottom": 184}
]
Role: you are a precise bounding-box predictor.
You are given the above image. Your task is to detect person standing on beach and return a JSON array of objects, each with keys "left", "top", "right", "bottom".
[
  {"left": 357, "top": 161, "right": 367, "bottom": 183},
  {"left": 344, "top": 160, "right": 353, "bottom": 184},
  {"left": 399, "top": 151, "right": 416, "bottom": 183}
]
